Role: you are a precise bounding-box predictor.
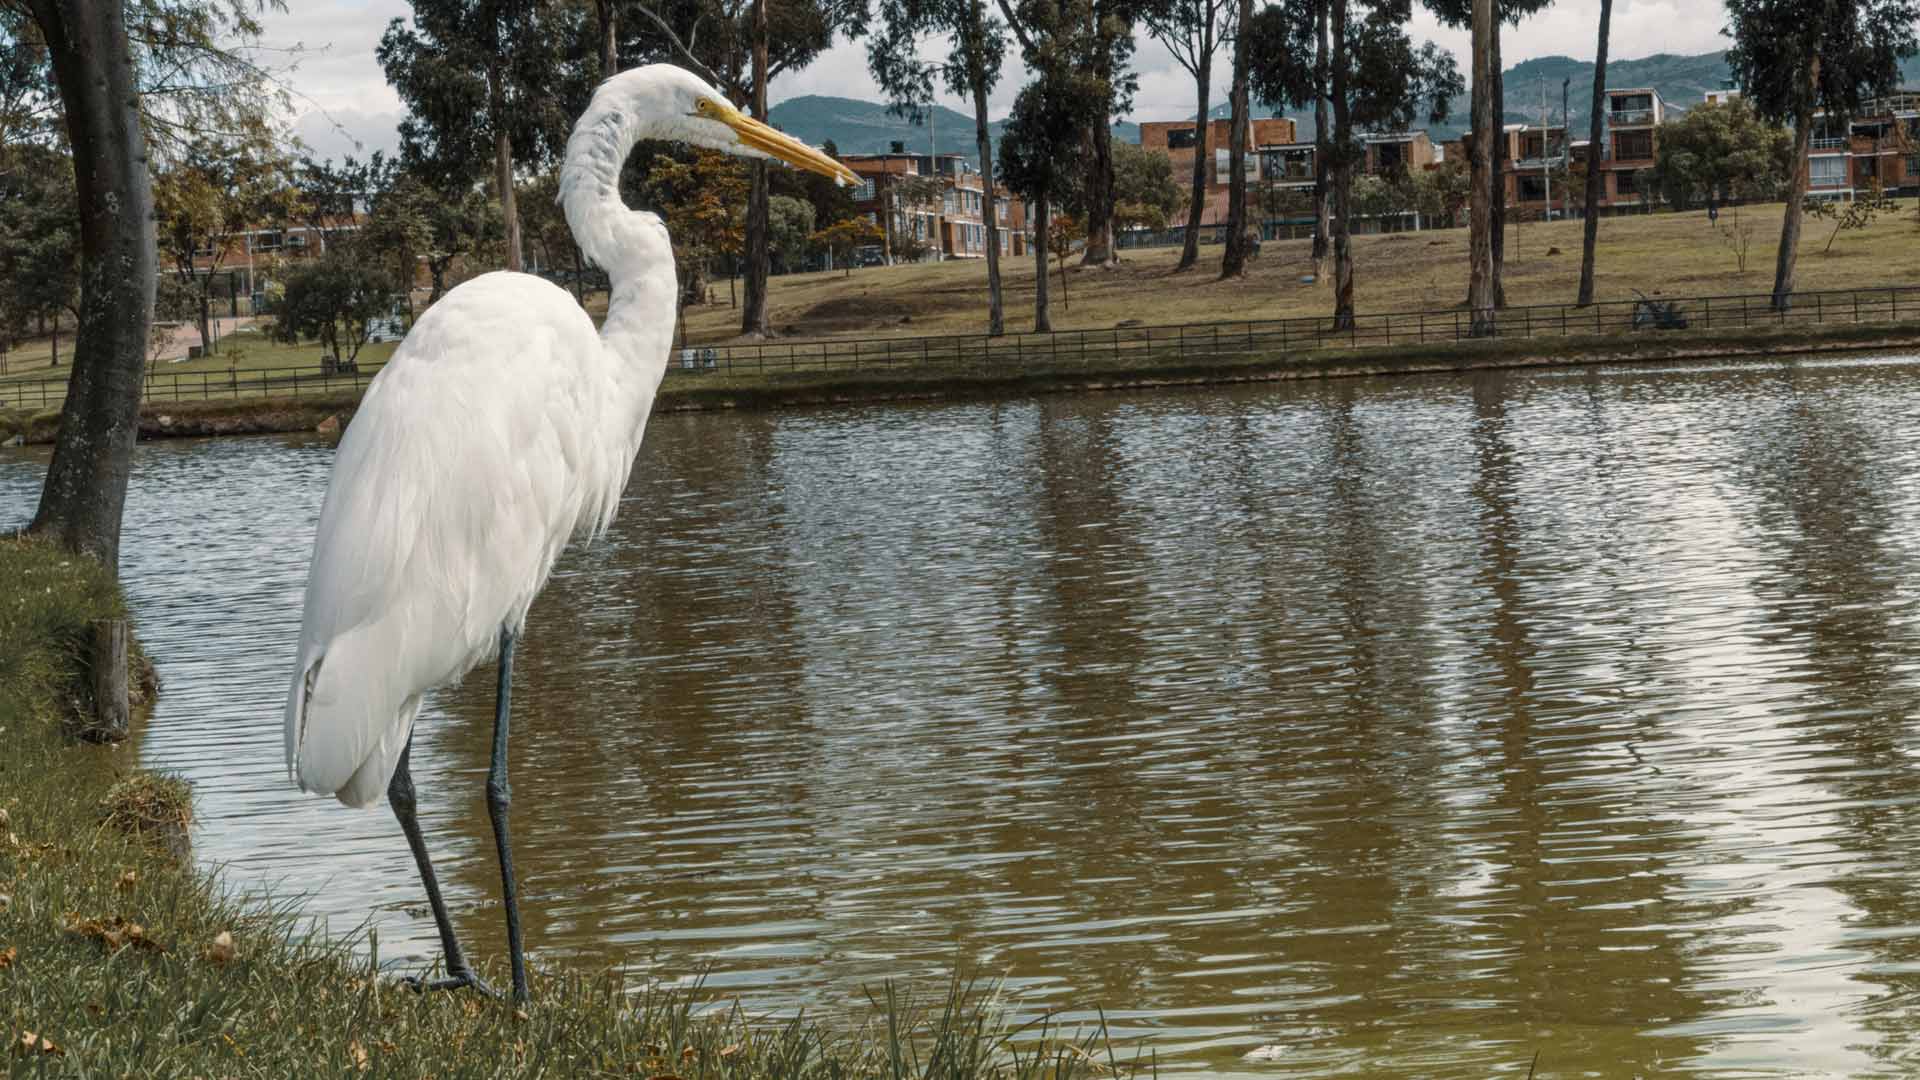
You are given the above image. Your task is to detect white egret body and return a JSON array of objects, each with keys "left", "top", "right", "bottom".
[{"left": 282, "top": 64, "right": 854, "bottom": 1003}]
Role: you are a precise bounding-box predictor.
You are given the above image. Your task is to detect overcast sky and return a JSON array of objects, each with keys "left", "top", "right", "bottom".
[{"left": 275, "top": 0, "right": 1732, "bottom": 162}]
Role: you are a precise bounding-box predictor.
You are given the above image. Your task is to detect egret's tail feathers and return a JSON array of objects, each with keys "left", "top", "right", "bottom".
[{"left": 285, "top": 625, "right": 426, "bottom": 808}]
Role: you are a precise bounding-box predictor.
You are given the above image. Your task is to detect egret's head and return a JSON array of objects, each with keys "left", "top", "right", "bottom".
[{"left": 650, "top": 66, "right": 858, "bottom": 185}]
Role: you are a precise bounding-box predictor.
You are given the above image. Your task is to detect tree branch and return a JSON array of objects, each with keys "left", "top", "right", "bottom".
[{"left": 629, "top": 4, "right": 739, "bottom": 97}]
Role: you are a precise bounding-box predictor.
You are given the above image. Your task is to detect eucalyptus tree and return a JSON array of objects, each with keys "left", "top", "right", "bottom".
[
  {"left": 1218, "top": 0, "right": 1252, "bottom": 277},
  {"left": 999, "top": 65, "right": 1100, "bottom": 330},
  {"left": 1574, "top": 0, "right": 1608, "bottom": 307},
  {"left": 379, "top": 0, "right": 572, "bottom": 274},
  {"left": 1250, "top": 0, "right": 1458, "bottom": 327},
  {"left": 1726, "top": 0, "right": 1919, "bottom": 311},
  {"left": 998, "top": 0, "right": 1142, "bottom": 266},
  {"left": 1141, "top": 0, "right": 1232, "bottom": 271},
  {"left": 1426, "top": 0, "right": 1552, "bottom": 308},
  {"left": 869, "top": 0, "right": 1010, "bottom": 334},
  {"left": 1466, "top": 0, "right": 1492, "bottom": 334}
]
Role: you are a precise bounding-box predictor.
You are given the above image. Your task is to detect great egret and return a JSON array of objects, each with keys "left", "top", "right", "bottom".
[{"left": 283, "top": 64, "right": 856, "bottom": 1004}]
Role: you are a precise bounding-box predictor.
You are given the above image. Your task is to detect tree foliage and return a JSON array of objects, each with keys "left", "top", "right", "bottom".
[
  {"left": 1649, "top": 99, "right": 1795, "bottom": 210},
  {"left": 274, "top": 251, "right": 395, "bottom": 365},
  {"left": 0, "top": 139, "right": 79, "bottom": 362},
  {"left": 152, "top": 123, "right": 299, "bottom": 355},
  {"left": 641, "top": 148, "right": 749, "bottom": 304},
  {"left": 808, "top": 216, "right": 884, "bottom": 276},
  {"left": 1111, "top": 138, "right": 1182, "bottom": 232},
  {"left": 765, "top": 193, "right": 815, "bottom": 272}
]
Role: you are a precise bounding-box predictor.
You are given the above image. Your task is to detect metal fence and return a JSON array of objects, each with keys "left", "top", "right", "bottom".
[
  {"left": 665, "top": 284, "right": 1920, "bottom": 377},
  {"left": 0, "top": 361, "right": 384, "bottom": 413},
  {"left": 5, "top": 284, "right": 1919, "bottom": 414}
]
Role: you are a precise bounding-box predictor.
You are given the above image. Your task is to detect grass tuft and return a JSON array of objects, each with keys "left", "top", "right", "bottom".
[{"left": 0, "top": 536, "right": 1155, "bottom": 1077}]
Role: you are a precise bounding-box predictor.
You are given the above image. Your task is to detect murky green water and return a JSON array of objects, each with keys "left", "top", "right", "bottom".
[{"left": 7, "top": 356, "right": 1920, "bottom": 1076}]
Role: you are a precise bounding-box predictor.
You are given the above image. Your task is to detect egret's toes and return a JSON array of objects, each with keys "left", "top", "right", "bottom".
[{"left": 402, "top": 969, "right": 502, "bottom": 999}]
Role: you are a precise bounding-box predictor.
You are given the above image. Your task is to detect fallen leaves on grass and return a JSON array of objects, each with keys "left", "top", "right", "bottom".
[
  {"left": 0, "top": 947, "right": 15, "bottom": 969},
  {"left": 14, "top": 1031, "right": 62, "bottom": 1057},
  {"left": 348, "top": 1039, "right": 369, "bottom": 1071},
  {"left": 205, "top": 930, "right": 237, "bottom": 965},
  {"left": 63, "top": 912, "right": 165, "bottom": 954},
  {"left": 115, "top": 869, "right": 139, "bottom": 892}
]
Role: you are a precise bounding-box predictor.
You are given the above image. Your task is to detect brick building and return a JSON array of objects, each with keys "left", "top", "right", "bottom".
[{"left": 840, "top": 152, "right": 1028, "bottom": 261}]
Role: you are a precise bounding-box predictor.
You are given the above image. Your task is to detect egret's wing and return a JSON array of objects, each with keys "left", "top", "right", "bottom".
[{"left": 285, "top": 274, "right": 609, "bottom": 806}]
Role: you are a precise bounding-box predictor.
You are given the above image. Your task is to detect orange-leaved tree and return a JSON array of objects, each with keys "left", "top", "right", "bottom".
[{"left": 808, "top": 217, "right": 884, "bottom": 277}]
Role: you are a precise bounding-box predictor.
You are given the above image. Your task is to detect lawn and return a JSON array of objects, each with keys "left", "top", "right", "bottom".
[
  {"left": 0, "top": 329, "right": 400, "bottom": 388},
  {"left": 678, "top": 200, "right": 1920, "bottom": 343}
]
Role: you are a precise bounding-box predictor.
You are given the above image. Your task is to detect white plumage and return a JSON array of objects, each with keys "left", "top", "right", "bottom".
[{"left": 282, "top": 64, "right": 853, "bottom": 808}]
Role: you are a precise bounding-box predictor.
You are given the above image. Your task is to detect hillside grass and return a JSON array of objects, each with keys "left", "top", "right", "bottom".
[
  {"left": 0, "top": 535, "right": 1151, "bottom": 1078},
  {"left": 679, "top": 200, "right": 1920, "bottom": 343}
]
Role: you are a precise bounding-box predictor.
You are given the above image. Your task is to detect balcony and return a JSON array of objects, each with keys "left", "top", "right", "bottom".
[
  {"left": 1609, "top": 108, "right": 1655, "bottom": 127},
  {"left": 1810, "top": 137, "right": 1848, "bottom": 151}
]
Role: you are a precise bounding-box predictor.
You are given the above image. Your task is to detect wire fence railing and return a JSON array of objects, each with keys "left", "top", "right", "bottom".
[{"left": 5, "top": 284, "right": 1919, "bottom": 415}]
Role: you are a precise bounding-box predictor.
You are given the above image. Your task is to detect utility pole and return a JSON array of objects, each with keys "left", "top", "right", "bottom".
[
  {"left": 1561, "top": 76, "right": 1571, "bottom": 220},
  {"left": 1541, "top": 77, "right": 1551, "bottom": 221}
]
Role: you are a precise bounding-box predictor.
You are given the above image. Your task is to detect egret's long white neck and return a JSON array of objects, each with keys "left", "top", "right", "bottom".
[{"left": 557, "top": 69, "right": 687, "bottom": 411}]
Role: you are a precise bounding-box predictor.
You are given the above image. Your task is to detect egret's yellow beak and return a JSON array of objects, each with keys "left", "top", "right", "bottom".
[{"left": 717, "top": 107, "right": 860, "bottom": 186}]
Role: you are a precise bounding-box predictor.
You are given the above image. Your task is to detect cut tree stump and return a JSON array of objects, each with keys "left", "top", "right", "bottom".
[{"left": 84, "top": 618, "right": 129, "bottom": 743}]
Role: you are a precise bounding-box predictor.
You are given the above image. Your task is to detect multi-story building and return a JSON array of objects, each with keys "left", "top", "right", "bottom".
[
  {"left": 1140, "top": 116, "right": 1300, "bottom": 186},
  {"left": 1804, "top": 89, "right": 1920, "bottom": 201},
  {"left": 1361, "top": 131, "right": 1434, "bottom": 175},
  {"left": 1509, "top": 122, "right": 1570, "bottom": 217},
  {"left": 1600, "top": 87, "right": 1665, "bottom": 209},
  {"left": 840, "top": 152, "right": 1029, "bottom": 262}
]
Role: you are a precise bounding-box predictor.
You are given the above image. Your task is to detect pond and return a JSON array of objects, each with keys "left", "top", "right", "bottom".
[{"left": 6, "top": 355, "right": 1920, "bottom": 1076}]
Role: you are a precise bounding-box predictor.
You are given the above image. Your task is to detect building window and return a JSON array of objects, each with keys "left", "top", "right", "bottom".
[
  {"left": 1613, "top": 131, "right": 1653, "bottom": 160},
  {"left": 1810, "top": 156, "right": 1847, "bottom": 187},
  {"left": 854, "top": 179, "right": 875, "bottom": 199},
  {"left": 1907, "top": 153, "right": 1920, "bottom": 177},
  {"left": 1168, "top": 129, "right": 1197, "bottom": 150},
  {"left": 1517, "top": 174, "right": 1548, "bottom": 201},
  {"left": 1614, "top": 169, "right": 1638, "bottom": 195}
]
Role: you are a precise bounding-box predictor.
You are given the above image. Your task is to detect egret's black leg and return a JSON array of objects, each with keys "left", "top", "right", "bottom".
[
  {"left": 388, "top": 738, "right": 498, "bottom": 997},
  {"left": 488, "top": 626, "right": 530, "bottom": 1004}
]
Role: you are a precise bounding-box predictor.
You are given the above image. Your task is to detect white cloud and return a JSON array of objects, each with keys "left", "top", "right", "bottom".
[{"left": 259, "top": 0, "right": 1735, "bottom": 161}]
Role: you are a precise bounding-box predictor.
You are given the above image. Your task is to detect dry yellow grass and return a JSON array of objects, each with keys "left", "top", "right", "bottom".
[{"left": 680, "top": 200, "right": 1920, "bottom": 343}]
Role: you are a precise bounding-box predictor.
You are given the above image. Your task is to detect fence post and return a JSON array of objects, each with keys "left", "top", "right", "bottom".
[
  {"left": 1895, "top": 288, "right": 1901, "bottom": 322},
  {"left": 1817, "top": 293, "right": 1823, "bottom": 324}
]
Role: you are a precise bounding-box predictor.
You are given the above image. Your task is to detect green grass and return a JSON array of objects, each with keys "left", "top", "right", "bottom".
[{"left": 0, "top": 535, "right": 1152, "bottom": 1077}]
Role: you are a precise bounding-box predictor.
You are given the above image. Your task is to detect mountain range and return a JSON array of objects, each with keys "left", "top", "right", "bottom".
[{"left": 769, "top": 49, "right": 1920, "bottom": 158}]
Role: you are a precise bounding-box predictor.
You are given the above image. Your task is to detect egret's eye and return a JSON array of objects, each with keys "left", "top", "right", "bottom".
[{"left": 695, "top": 100, "right": 713, "bottom": 115}]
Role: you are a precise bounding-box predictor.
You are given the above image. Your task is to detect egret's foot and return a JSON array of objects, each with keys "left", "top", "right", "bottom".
[{"left": 401, "top": 969, "right": 501, "bottom": 998}]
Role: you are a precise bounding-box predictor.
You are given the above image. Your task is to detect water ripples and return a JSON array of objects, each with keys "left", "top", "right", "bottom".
[{"left": 5, "top": 353, "right": 1920, "bottom": 1075}]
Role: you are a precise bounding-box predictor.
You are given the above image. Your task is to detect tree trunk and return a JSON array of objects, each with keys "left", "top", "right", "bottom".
[
  {"left": 1467, "top": 0, "right": 1495, "bottom": 337},
  {"left": 1773, "top": 58, "right": 1819, "bottom": 312},
  {"left": 1220, "top": 0, "right": 1252, "bottom": 278},
  {"left": 197, "top": 288, "right": 213, "bottom": 355},
  {"left": 740, "top": 0, "right": 772, "bottom": 336},
  {"left": 1329, "top": 0, "right": 1354, "bottom": 326},
  {"left": 1576, "top": 0, "right": 1611, "bottom": 307},
  {"left": 1311, "top": 0, "right": 1330, "bottom": 276},
  {"left": 490, "top": 66, "right": 523, "bottom": 273},
  {"left": 595, "top": 0, "right": 617, "bottom": 81},
  {"left": 49, "top": 324, "right": 59, "bottom": 367},
  {"left": 1176, "top": 43, "right": 1212, "bottom": 272},
  {"left": 1081, "top": 3, "right": 1118, "bottom": 267},
  {"left": 24, "top": 0, "right": 157, "bottom": 571},
  {"left": 969, "top": 24, "right": 1006, "bottom": 338},
  {"left": 1033, "top": 194, "right": 1051, "bottom": 331},
  {"left": 1490, "top": 28, "right": 1506, "bottom": 308}
]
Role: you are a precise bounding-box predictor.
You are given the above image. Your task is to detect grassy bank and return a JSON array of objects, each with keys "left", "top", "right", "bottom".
[
  {"left": 680, "top": 200, "right": 1920, "bottom": 343},
  {"left": 0, "top": 536, "right": 1143, "bottom": 1077},
  {"left": 6, "top": 316, "right": 1919, "bottom": 446}
]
